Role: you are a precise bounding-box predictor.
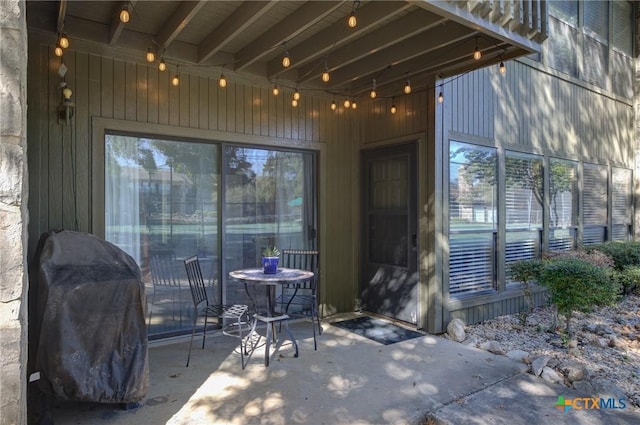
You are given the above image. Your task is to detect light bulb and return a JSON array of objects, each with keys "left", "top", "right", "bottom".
[
  {"left": 351, "top": 100, "right": 357, "bottom": 109},
  {"left": 348, "top": 12, "right": 357, "bottom": 28},
  {"left": 404, "top": 80, "right": 411, "bottom": 94},
  {"left": 438, "top": 92, "right": 444, "bottom": 103},
  {"left": 146, "top": 48, "right": 155, "bottom": 63},
  {"left": 390, "top": 104, "right": 397, "bottom": 114},
  {"left": 158, "top": 59, "right": 166, "bottom": 71},
  {"left": 119, "top": 6, "right": 130, "bottom": 23},
  {"left": 322, "top": 68, "right": 330, "bottom": 83},
  {"left": 343, "top": 99, "right": 350, "bottom": 108},
  {"left": 293, "top": 89, "right": 300, "bottom": 101},
  {"left": 473, "top": 47, "right": 481, "bottom": 61},
  {"left": 499, "top": 61, "right": 506, "bottom": 74},
  {"left": 330, "top": 100, "right": 337, "bottom": 110},
  {"left": 292, "top": 99, "right": 298, "bottom": 107},
  {"left": 219, "top": 73, "right": 227, "bottom": 88},
  {"left": 370, "top": 89, "right": 376, "bottom": 99},
  {"left": 272, "top": 85, "right": 279, "bottom": 96},
  {"left": 59, "top": 34, "right": 69, "bottom": 49},
  {"left": 54, "top": 45, "right": 63, "bottom": 57},
  {"left": 282, "top": 52, "right": 290, "bottom": 68},
  {"left": 171, "top": 75, "right": 179, "bottom": 86},
  {"left": 62, "top": 87, "right": 72, "bottom": 100}
]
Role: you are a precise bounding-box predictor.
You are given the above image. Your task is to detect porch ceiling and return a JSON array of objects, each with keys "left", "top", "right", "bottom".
[{"left": 27, "top": 0, "right": 546, "bottom": 99}]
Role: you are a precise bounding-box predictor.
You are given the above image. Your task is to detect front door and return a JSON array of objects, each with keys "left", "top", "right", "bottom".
[{"left": 361, "top": 142, "right": 418, "bottom": 324}]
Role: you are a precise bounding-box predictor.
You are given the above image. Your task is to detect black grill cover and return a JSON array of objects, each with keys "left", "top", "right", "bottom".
[{"left": 32, "top": 230, "right": 148, "bottom": 403}]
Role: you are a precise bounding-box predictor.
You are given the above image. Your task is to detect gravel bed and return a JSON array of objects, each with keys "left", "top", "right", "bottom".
[{"left": 460, "top": 294, "right": 640, "bottom": 407}]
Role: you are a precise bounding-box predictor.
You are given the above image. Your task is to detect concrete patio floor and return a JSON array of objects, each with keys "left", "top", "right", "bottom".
[{"left": 46, "top": 313, "right": 640, "bottom": 425}]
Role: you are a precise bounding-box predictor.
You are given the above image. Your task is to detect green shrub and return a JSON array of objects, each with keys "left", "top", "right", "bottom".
[
  {"left": 589, "top": 241, "right": 640, "bottom": 271},
  {"left": 614, "top": 266, "right": 640, "bottom": 295},
  {"left": 538, "top": 258, "right": 619, "bottom": 334},
  {"left": 508, "top": 260, "right": 544, "bottom": 325}
]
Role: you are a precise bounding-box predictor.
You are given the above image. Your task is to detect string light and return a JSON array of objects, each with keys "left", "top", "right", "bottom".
[
  {"left": 58, "top": 33, "right": 69, "bottom": 49},
  {"left": 292, "top": 98, "right": 298, "bottom": 107},
  {"left": 119, "top": 4, "right": 130, "bottom": 23},
  {"left": 54, "top": 45, "right": 63, "bottom": 57},
  {"left": 272, "top": 84, "right": 279, "bottom": 96},
  {"left": 370, "top": 79, "right": 377, "bottom": 98},
  {"left": 390, "top": 102, "right": 397, "bottom": 114},
  {"left": 146, "top": 47, "right": 155, "bottom": 63},
  {"left": 322, "top": 62, "right": 330, "bottom": 83},
  {"left": 343, "top": 98, "right": 350, "bottom": 108},
  {"left": 348, "top": 1, "right": 359, "bottom": 28},
  {"left": 473, "top": 47, "right": 481, "bottom": 61},
  {"left": 171, "top": 68, "right": 179, "bottom": 86},
  {"left": 348, "top": 12, "right": 357, "bottom": 28},
  {"left": 158, "top": 59, "right": 166, "bottom": 71},
  {"left": 499, "top": 61, "right": 506, "bottom": 74},
  {"left": 473, "top": 37, "right": 481, "bottom": 61},
  {"left": 293, "top": 88, "right": 300, "bottom": 101},
  {"left": 351, "top": 99, "right": 357, "bottom": 109},
  {"left": 438, "top": 91, "right": 444, "bottom": 103},
  {"left": 282, "top": 49, "right": 291, "bottom": 68},
  {"left": 404, "top": 80, "right": 411, "bottom": 94},
  {"left": 331, "top": 99, "right": 337, "bottom": 110},
  {"left": 218, "top": 72, "right": 227, "bottom": 88}
]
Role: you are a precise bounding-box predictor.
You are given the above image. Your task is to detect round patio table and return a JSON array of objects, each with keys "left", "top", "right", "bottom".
[{"left": 229, "top": 267, "right": 313, "bottom": 366}]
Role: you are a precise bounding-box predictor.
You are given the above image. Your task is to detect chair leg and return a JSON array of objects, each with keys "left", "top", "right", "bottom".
[
  {"left": 201, "top": 314, "right": 208, "bottom": 349},
  {"left": 186, "top": 314, "right": 198, "bottom": 367},
  {"left": 264, "top": 321, "right": 272, "bottom": 367},
  {"left": 283, "top": 320, "right": 299, "bottom": 358}
]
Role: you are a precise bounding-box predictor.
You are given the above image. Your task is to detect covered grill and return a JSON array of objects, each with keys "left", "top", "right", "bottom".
[{"left": 30, "top": 230, "right": 148, "bottom": 404}]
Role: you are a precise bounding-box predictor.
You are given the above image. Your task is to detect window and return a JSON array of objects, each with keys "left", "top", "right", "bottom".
[
  {"left": 505, "top": 152, "right": 543, "bottom": 286},
  {"left": 611, "top": 167, "right": 632, "bottom": 241},
  {"left": 449, "top": 141, "right": 497, "bottom": 296},
  {"left": 105, "top": 134, "right": 317, "bottom": 338},
  {"left": 549, "top": 158, "right": 577, "bottom": 251},
  {"left": 582, "top": 163, "right": 608, "bottom": 245},
  {"left": 549, "top": 1, "right": 578, "bottom": 27}
]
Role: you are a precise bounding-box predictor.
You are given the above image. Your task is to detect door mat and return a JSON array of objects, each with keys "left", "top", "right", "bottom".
[{"left": 331, "top": 316, "right": 424, "bottom": 345}]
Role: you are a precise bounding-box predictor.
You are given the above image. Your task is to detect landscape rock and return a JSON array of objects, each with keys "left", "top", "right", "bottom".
[
  {"left": 591, "top": 378, "right": 627, "bottom": 401},
  {"left": 446, "top": 318, "right": 466, "bottom": 342},
  {"left": 541, "top": 367, "right": 564, "bottom": 384},
  {"left": 479, "top": 340, "right": 504, "bottom": 355},
  {"left": 531, "top": 355, "right": 550, "bottom": 376},
  {"left": 560, "top": 361, "right": 589, "bottom": 383},
  {"left": 572, "top": 380, "right": 594, "bottom": 394},
  {"left": 591, "top": 337, "right": 609, "bottom": 348},
  {"left": 505, "top": 349, "right": 529, "bottom": 363}
]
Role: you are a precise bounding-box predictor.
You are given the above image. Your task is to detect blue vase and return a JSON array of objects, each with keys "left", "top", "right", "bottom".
[{"left": 262, "top": 256, "right": 279, "bottom": 274}]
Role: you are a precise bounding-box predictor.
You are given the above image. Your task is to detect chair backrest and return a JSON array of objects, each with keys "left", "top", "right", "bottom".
[
  {"left": 281, "top": 249, "right": 319, "bottom": 290},
  {"left": 184, "top": 255, "right": 209, "bottom": 308},
  {"left": 149, "top": 252, "right": 181, "bottom": 287}
]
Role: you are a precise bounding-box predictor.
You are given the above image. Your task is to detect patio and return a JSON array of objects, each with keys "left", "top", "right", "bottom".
[{"left": 44, "top": 315, "right": 528, "bottom": 425}]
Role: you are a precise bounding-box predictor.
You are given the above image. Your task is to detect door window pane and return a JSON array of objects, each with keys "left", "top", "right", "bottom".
[
  {"left": 611, "top": 167, "right": 632, "bottom": 241},
  {"left": 105, "top": 134, "right": 220, "bottom": 338},
  {"left": 223, "top": 147, "right": 316, "bottom": 305},
  {"left": 583, "top": 163, "right": 608, "bottom": 245},
  {"left": 549, "top": 158, "right": 577, "bottom": 251}
]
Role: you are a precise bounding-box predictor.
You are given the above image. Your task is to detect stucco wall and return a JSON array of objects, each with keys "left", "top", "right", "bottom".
[{"left": 0, "top": 0, "right": 28, "bottom": 423}]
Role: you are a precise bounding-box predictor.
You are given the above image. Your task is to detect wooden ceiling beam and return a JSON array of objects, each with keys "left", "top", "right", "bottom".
[
  {"left": 297, "top": 12, "right": 446, "bottom": 84},
  {"left": 325, "top": 21, "right": 474, "bottom": 88},
  {"left": 197, "top": 1, "right": 278, "bottom": 64},
  {"left": 267, "top": 1, "right": 411, "bottom": 78},
  {"left": 234, "top": 1, "right": 343, "bottom": 72},
  {"left": 155, "top": 1, "right": 207, "bottom": 50},
  {"left": 56, "top": 0, "right": 67, "bottom": 33}
]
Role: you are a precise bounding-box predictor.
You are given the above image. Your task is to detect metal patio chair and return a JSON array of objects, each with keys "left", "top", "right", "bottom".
[
  {"left": 275, "top": 249, "right": 322, "bottom": 350},
  {"left": 184, "top": 255, "right": 251, "bottom": 369}
]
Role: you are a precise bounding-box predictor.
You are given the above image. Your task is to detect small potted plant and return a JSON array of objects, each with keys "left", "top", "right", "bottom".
[{"left": 261, "top": 245, "right": 280, "bottom": 274}]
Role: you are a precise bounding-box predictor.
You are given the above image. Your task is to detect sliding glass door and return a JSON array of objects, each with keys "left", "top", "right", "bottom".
[{"left": 105, "top": 133, "right": 316, "bottom": 339}]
